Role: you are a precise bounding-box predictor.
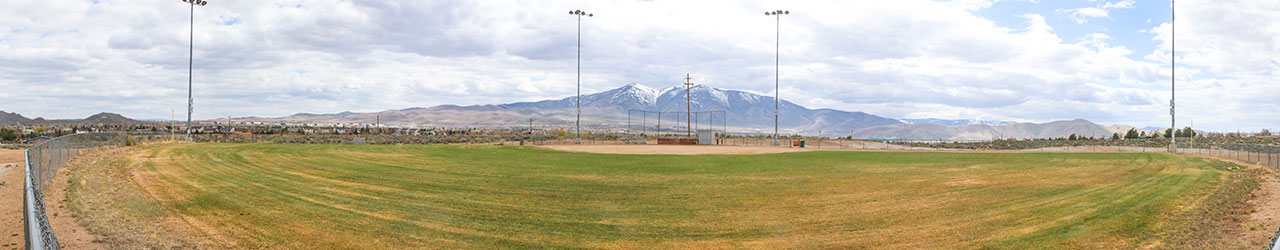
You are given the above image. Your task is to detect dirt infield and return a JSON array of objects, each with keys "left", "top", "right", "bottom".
[{"left": 536, "top": 144, "right": 803, "bottom": 155}]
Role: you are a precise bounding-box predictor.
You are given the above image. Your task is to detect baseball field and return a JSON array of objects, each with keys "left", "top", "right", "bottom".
[{"left": 60, "top": 143, "right": 1267, "bottom": 249}]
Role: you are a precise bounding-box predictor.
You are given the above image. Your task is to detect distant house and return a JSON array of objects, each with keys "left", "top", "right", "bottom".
[{"left": 24, "top": 136, "right": 52, "bottom": 144}]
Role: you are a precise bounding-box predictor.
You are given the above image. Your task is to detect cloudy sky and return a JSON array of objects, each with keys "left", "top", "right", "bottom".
[{"left": 0, "top": 0, "right": 1276, "bottom": 131}]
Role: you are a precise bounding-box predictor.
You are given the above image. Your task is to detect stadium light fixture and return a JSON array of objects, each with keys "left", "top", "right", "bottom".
[
  {"left": 765, "top": 10, "right": 788, "bottom": 146},
  {"left": 570, "top": 9, "right": 592, "bottom": 144},
  {"left": 181, "top": 0, "right": 208, "bottom": 141}
]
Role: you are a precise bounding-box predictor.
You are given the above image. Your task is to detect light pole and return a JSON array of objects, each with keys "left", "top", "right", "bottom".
[
  {"left": 766, "top": 10, "right": 788, "bottom": 146},
  {"left": 1170, "top": 0, "right": 1176, "bottom": 152},
  {"left": 182, "top": 0, "right": 207, "bottom": 141},
  {"left": 570, "top": 9, "right": 592, "bottom": 144}
]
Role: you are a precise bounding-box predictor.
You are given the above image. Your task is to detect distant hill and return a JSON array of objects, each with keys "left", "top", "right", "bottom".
[
  {"left": 0, "top": 111, "right": 32, "bottom": 125},
  {"left": 237, "top": 83, "right": 904, "bottom": 134},
  {"left": 22, "top": 112, "right": 147, "bottom": 126},
  {"left": 899, "top": 118, "right": 1016, "bottom": 126},
  {"left": 852, "top": 119, "right": 1114, "bottom": 140}
]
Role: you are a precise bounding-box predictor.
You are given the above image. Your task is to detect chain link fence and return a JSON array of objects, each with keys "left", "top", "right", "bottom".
[
  {"left": 1170, "top": 142, "right": 1280, "bottom": 171},
  {"left": 23, "top": 132, "right": 126, "bottom": 250},
  {"left": 626, "top": 110, "right": 728, "bottom": 143}
]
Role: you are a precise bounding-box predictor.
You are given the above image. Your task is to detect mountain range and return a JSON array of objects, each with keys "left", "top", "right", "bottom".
[
  {"left": 852, "top": 119, "right": 1115, "bottom": 140},
  {"left": 899, "top": 118, "right": 1016, "bottom": 126},
  {"left": 232, "top": 84, "right": 1143, "bottom": 139},
  {"left": 3, "top": 84, "right": 1150, "bottom": 140},
  {"left": 0, "top": 112, "right": 146, "bottom": 126},
  {"left": 241, "top": 83, "right": 905, "bottom": 134},
  {"left": 0, "top": 111, "right": 31, "bottom": 125}
]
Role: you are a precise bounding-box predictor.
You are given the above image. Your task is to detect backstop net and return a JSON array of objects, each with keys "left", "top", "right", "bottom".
[{"left": 626, "top": 110, "right": 727, "bottom": 144}]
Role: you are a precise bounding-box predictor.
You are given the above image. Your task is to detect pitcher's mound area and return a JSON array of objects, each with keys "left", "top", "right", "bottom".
[{"left": 536, "top": 144, "right": 802, "bottom": 155}]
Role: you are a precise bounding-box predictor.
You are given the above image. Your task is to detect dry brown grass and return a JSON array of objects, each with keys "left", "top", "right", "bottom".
[
  {"left": 57, "top": 143, "right": 1280, "bottom": 249},
  {"left": 62, "top": 145, "right": 232, "bottom": 249}
]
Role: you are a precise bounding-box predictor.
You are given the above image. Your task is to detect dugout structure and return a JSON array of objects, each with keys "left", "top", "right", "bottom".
[{"left": 626, "top": 110, "right": 727, "bottom": 144}]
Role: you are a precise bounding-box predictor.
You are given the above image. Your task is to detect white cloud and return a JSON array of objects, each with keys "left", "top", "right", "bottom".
[
  {"left": 1059, "top": 0, "right": 1136, "bottom": 24},
  {"left": 1102, "top": 0, "right": 1135, "bottom": 9},
  {"left": 0, "top": 0, "right": 1274, "bottom": 131},
  {"left": 1137, "top": 0, "right": 1280, "bottom": 131},
  {"left": 944, "top": 0, "right": 1040, "bottom": 11}
]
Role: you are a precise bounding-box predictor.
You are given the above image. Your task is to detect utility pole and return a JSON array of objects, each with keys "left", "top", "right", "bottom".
[
  {"left": 685, "top": 73, "right": 694, "bottom": 136},
  {"left": 766, "top": 9, "right": 789, "bottom": 146},
  {"left": 569, "top": 9, "right": 592, "bottom": 144}
]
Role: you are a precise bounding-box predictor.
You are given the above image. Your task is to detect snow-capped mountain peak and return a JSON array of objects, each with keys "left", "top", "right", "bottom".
[
  {"left": 614, "top": 83, "right": 661, "bottom": 105},
  {"left": 296, "top": 83, "right": 905, "bottom": 134}
]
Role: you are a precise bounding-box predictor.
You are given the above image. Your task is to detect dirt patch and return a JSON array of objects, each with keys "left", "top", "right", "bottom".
[
  {"left": 0, "top": 148, "right": 107, "bottom": 249},
  {"left": 0, "top": 149, "right": 22, "bottom": 163},
  {"left": 47, "top": 162, "right": 108, "bottom": 249},
  {"left": 1182, "top": 152, "right": 1280, "bottom": 247},
  {"left": 942, "top": 178, "right": 987, "bottom": 187},
  {"left": 1242, "top": 173, "right": 1280, "bottom": 247},
  {"left": 536, "top": 144, "right": 803, "bottom": 155},
  {"left": 0, "top": 149, "right": 26, "bottom": 249}
]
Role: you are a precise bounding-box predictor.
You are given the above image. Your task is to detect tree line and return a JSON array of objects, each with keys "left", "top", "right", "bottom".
[{"left": 1115, "top": 127, "right": 1198, "bottom": 140}]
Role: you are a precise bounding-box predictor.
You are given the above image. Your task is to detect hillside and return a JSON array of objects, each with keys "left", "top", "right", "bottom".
[
  {"left": 852, "top": 119, "right": 1114, "bottom": 140},
  {"left": 237, "top": 83, "right": 904, "bottom": 134},
  {"left": 0, "top": 111, "right": 32, "bottom": 125},
  {"left": 22, "top": 112, "right": 147, "bottom": 126}
]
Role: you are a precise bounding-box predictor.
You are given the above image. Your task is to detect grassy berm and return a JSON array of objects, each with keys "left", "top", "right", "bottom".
[{"left": 63, "top": 143, "right": 1263, "bottom": 249}]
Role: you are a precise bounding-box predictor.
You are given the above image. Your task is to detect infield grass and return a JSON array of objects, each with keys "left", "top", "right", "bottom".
[{"left": 72, "top": 143, "right": 1242, "bottom": 248}]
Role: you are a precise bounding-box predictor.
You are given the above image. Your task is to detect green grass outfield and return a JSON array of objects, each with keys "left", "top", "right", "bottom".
[{"left": 74, "top": 143, "right": 1242, "bottom": 248}]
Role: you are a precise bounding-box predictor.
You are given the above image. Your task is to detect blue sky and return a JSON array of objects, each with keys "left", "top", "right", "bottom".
[
  {"left": 0, "top": 0, "right": 1276, "bottom": 132},
  {"left": 981, "top": 1, "right": 1161, "bottom": 61},
  {"left": 973, "top": 0, "right": 1184, "bottom": 90}
]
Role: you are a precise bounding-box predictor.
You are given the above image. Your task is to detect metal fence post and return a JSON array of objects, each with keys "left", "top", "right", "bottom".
[
  {"left": 1248, "top": 145, "right": 1253, "bottom": 164},
  {"left": 1269, "top": 146, "right": 1275, "bottom": 170},
  {"left": 1252, "top": 145, "right": 1258, "bottom": 164},
  {"left": 1269, "top": 146, "right": 1274, "bottom": 169}
]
